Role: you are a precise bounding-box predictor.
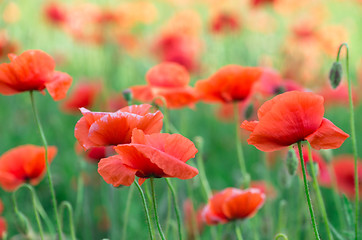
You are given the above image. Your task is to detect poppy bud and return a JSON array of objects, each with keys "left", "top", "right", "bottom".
[
  {"left": 122, "top": 89, "right": 133, "bottom": 105},
  {"left": 320, "top": 149, "right": 333, "bottom": 164},
  {"left": 278, "top": 167, "right": 292, "bottom": 188},
  {"left": 286, "top": 149, "right": 298, "bottom": 176},
  {"left": 14, "top": 211, "right": 31, "bottom": 235},
  {"left": 244, "top": 103, "right": 254, "bottom": 120},
  {"left": 307, "top": 162, "right": 319, "bottom": 179},
  {"left": 329, "top": 62, "right": 343, "bottom": 89}
]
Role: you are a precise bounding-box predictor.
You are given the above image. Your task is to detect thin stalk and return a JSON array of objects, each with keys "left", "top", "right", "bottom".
[
  {"left": 297, "top": 142, "right": 320, "bottom": 240},
  {"left": 59, "top": 201, "right": 76, "bottom": 240},
  {"left": 134, "top": 179, "right": 154, "bottom": 240},
  {"left": 274, "top": 233, "right": 289, "bottom": 240},
  {"left": 150, "top": 178, "right": 166, "bottom": 240},
  {"left": 165, "top": 178, "right": 183, "bottom": 240},
  {"left": 34, "top": 194, "right": 55, "bottom": 234},
  {"left": 122, "top": 184, "right": 135, "bottom": 240},
  {"left": 235, "top": 223, "right": 244, "bottom": 240},
  {"left": 74, "top": 161, "right": 85, "bottom": 226},
  {"left": 13, "top": 184, "right": 44, "bottom": 240},
  {"left": 194, "top": 136, "right": 212, "bottom": 200},
  {"left": 30, "top": 91, "right": 62, "bottom": 240},
  {"left": 277, "top": 200, "right": 287, "bottom": 233},
  {"left": 165, "top": 190, "right": 172, "bottom": 237},
  {"left": 327, "top": 163, "right": 345, "bottom": 228},
  {"left": 336, "top": 43, "right": 359, "bottom": 240},
  {"left": 306, "top": 142, "right": 333, "bottom": 240},
  {"left": 233, "top": 102, "right": 249, "bottom": 188}
]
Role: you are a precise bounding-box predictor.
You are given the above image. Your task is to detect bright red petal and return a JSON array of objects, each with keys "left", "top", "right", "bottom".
[
  {"left": 306, "top": 118, "right": 349, "bottom": 150},
  {"left": 45, "top": 71, "right": 73, "bottom": 101},
  {"left": 146, "top": 62, "right": 190, "bottom": 88},
  {"left": 98, "top": 155, "right": 137, "bottom": 187}
]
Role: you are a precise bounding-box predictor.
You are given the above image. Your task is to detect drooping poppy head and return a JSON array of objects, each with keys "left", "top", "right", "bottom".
[
  {"left": 131, "top": 62, "right": 198, "bottom": 109},
  {"left": 332, "top": 155, "right": 362, "bottom": 199},
  {"left": 195, "top": 65, "right": 263, "bottom": 103},
  {"left": 202, "top": 188, "right": 265, "bottom": 225},
  {"left": 98, "top": 129, "right": 199, "bottom": 187},
  {"left": 74, "top": 104, "right": 163, "bottom": 150},
  {"left": 0, "top": 50, "right": 72, "bottom": 100},
  {"left": 296, "top": 147, "right": 331, "bottom": 186},
  {"left": 61, "top": 81, "right": 101, "bottom": 113},
  {"left": 0, "top": 145, "right": 57, "bottom": 191},
  {"left": 241, "top": 91, "right": 349, "bottom": 152}
]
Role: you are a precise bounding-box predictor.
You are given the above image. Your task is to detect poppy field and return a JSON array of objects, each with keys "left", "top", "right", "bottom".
[{"left": 1, "top": 0, "right": 362, "bottom": 239}]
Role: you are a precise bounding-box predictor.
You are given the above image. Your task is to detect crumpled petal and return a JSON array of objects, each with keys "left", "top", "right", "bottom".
[{"left": 45, "top": 71, "right": 73, "bottom": 101}]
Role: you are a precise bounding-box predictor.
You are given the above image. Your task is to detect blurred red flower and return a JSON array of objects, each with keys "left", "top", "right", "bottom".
[
  {"left": 333, "top": 156, "right": 362, "bottom": 199},
  {"left": 183, "top": 199, "right": 204, "bottom": 239},
  {"left": 0, "top": 217, "right": 6, "bottom": 239},
  {"left": 131, "top": 62, "right": 198, "bottom": 108},
  {"left": 61, "top": 82, "right": 101, "bottom": 113},
  {"left": 0, "top": 145, "right": 57, "bottom": 191},
  {"left": 153, "top": 33, "right": 201, "bottom": 72},
  {"left": 210, "top": 12, "right": 240, "bottom": 34},
  {"left": 75, "top": 104, "right": 163, "bottom": 150},
  {"left": 98, "top": 129, "right": 198, "bottom": 186},
  {"left": 43, "top": 1, "right": 68, "bottom": 25},
  {"left": 0, "top": 50, "right": 72, "bottom": 100},
  {"left": 241, "top": 91, "right": 349, "bottom": 152},
  {"left": 195, "top": 65, "right": 263, "bottom": 103},
  {"left": 202, "top": 188, "right": 265, "bottom": 225},
  {"left": 296, "top": 148, "right": 331, "bottom": 186}
]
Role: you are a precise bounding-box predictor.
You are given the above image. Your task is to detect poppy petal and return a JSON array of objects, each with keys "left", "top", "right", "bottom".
[
  {"left": 240, "top": 120, "right": 259, "bottom": 132},
  {"left": 222, "top": 189, "right": 265, "bottom": 220},
  {"left": 98, "top": 156, "right": 137, "bottom": 187},
  {"left": 306, "top": 118, "right": 349, "bottom": 150},
  {"left": 45, "top": 71, "right": 73, "bottom": 101}
]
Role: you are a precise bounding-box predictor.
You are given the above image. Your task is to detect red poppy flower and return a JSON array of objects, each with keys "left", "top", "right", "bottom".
[
  {"left": 183, "top": 199, "right": 204, "bottom": 239},
  {"left": 202, "top": 188, "right": 265, "bottom": 225},
  {"left": 0, "top": 50, "right": 72, "bottom": 100},
  {"left": 75, "top": 142, "right": 115, "bottom": 164},
  {"left": 61, "top": 82, "right": 101, "bottom": 113},
  {"left": 210, "top": 12, "right": 240, "bottom": 34},
  {"left": 131, "top": 62, "right": 198, "bottom": 108},
  {"left": 296, "top": 148, "right": 331, "bottom": 186},
  {"left": 241, "top": 91, "right": 349, "bottom": 152},
  {"left": 98, "top": 129, "right": 198, "bottom": 186},
  {"left": 333, "top": 155, "right": 362, "bottom": 199},
  {"left": 0, "top": 145, "right": 57, "bottom": 191},
  {"left": 153, "top": 33, "right": 201, "bottom": 72},
  {"left": 44, "top": 1, "right": 68, "bottom": 25},
  {"left": 0, "top": 217, "right": 6, "bottom": 239},
  {"left": 195, "top": 65, "right": 263, "bottom": 103},
  {"left": 75, "top": 104, "right": 163, "bottom": 150}
]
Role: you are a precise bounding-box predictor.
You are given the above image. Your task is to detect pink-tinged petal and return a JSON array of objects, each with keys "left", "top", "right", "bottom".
[
  {"left": 146, "top": 62, "right": 190, "bottom": 88},
  {"left": 240, "top": 120, "right": 258, "bottom": 132},
  {"left": 98, "top": 156, "right": 137, "bottom": 187},
  {"left": 0, "top": 171, "right": 23, "bottom": 191},
  {"left": 119, "top": 104, "right": 153, "bottom": 116},
  {"left": 136, "top": 111, "right": 164, "bottom": 134},
  {"left": 45, "top": 71, "right": 73, "bottom": 101},
  {"left": 130, "top": 85, "right": 154, "bottom": 103},
  {"left": 165, "top": 134, "right": 198, "bottom": 162},
  {"left": 74, "top": 116, "right": 98, "bottom": 150},
  {"left": 306, "top": 118, "right": 349, "bottom": 150}
]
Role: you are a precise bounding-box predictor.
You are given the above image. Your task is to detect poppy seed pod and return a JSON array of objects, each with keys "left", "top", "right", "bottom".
[
  {"left": 329, "top": 61, "right": 343, "bottom": 89},
  {"left": 286, "top": 148, "right": 298, "bottom": 175}
]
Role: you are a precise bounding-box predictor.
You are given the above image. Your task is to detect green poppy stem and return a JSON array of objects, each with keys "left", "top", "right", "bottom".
[
  {"left": 194, "top": 136, "right": 212, "bottom": 200},
  {"left": 150, "top": 178, "right": 166, "bottom": 240},
  {"left": 233, "top": 102, "right": 250, "bottom": 188},
  {"left": 29, "top": 91, "right": 62, "bottom": 240},
  {"left": 165, "top": 178, "right": 183, "bottom": 240},
  {"left": 13, "top": 184, "right": 44, "bottom": 240},
  {"left": 297, "top": 141, "right": 320, "bottom": 240},
  {"left": 134, "top": 179, "right": 154, "bottom": 240},
  {"left": 274, "top": 233, "right": 289, "bottom": 240},
  {"left": 306, "top": 142, "right": 333, "bottom": 240},
  {"left": 122, "top": 184, "right": 135, "bottom": 240},
  {"left": 59, "top": 201, "right": 76, "bottom": 240},
  {"left": 336, "top": 43, "right": 359, "bottom": 240},
  {"left": 235, "top": 223, "right": 244, "bottom": 240}
]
